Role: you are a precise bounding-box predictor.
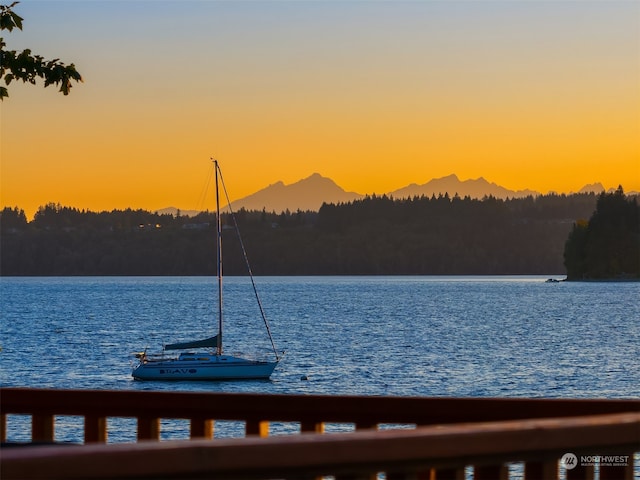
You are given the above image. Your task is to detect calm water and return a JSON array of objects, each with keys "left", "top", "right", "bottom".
[{"left": 1, "top": 276, "right": 639, "bottom": 443}]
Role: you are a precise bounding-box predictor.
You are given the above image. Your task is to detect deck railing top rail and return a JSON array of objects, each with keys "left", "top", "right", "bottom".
[{"left": 2, "top": 387, "right": 639, "bottom": 425}]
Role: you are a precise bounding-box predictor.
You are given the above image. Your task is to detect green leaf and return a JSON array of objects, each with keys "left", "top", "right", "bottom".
[
  {"left": 10, "top": 12, "right": 22, "bottom": 30},
  {"left": 0, "top": 2, "right": 82, "bottom": 99}
]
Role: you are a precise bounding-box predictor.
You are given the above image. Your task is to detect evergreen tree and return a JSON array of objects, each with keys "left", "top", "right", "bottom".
[
  {"left": 563, "top": 220, "right": 588, "bottom": 280},
  {"left": 564, "top": 187, "right": 640, "bottom": 279},
  {"left": 0, "top": 206, "right": 27, "bottom": 229}
]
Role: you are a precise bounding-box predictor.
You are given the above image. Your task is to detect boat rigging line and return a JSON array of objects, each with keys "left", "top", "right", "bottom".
[{"left": 212, "top": 158, "right": 281, "bottom": 361}]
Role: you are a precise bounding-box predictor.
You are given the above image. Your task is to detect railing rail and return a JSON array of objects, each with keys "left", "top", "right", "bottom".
[
  {"left": 1, "top": 388, "right": 639, "bottom": 479},
  {"left": 2, "top": 387, "right": 639, "bottom": 441}
]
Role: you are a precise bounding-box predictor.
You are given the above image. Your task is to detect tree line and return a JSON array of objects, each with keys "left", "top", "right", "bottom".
[
  {"left": 563, "top": 187, "right": 639, "bottom": 280},
  {"left": 0, "top": 192, "right": 627, "bottom": 276}
]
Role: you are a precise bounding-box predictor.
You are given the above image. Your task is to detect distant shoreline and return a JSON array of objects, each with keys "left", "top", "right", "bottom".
[
  {"left": 564, "top": 277, "right": 640, "bottom": 283},
  {"left": 3, "top": 273, "right": 640, "bottom": 285}
]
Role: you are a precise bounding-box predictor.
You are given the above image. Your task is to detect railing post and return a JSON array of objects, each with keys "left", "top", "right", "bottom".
[
  {"left": 245, "top": 420, "right": 269, "bottom": 437},
  {"left": 84, "top": 415, "right": 107, "bottom": 443},
  {"left": 32, "top": 414, "right": 55, "bottom": 442},
  {"left": 137, "top": 417, "right": 160, "bottom": 441},
  {"left": 1, "top": 413, "right": 6, "bottom": 443},
  {"left": 431, "top": 468, "right": 465, "bottom": 479},
  {"left": 355, "top": 422, "right": 378, "bottom": 430},
  {"left": 525, "top": 460, "right": 558, "bottom": 479},
  {"left": 334, "top": 473, "right": 378, "bottom": 480},
  {"left": 474, "top": 464, "right": 508, "bottom": 480},
  {"left": 565, "top": 463, "right": 595, "bottom": 480},
  {"left": 300, "top": 421, "right": 324, "bottom": 433},
  {"left": 387, "top": 470, "right": 431, "bottom": 480},
  {"left": 599, "top": 452, "right": 635, "bottom": 480},
  {"left": 353, "top": 417, "right": 379, "bottom": 480},
  {"left": 190, "top": 418, "right": 214, "bottom": 439}
]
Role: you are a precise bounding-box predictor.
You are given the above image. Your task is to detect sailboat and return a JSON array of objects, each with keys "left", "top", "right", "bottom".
[{"left": 132, "top": 159, "right": 281, "bottom": 380}]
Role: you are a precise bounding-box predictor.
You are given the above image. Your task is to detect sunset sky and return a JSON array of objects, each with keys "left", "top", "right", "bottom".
[{"left": 1, "top": 0, "right": 639, "bottom": 219}]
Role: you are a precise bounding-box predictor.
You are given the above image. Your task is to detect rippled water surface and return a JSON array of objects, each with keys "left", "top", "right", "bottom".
[{"left": 1, "top": 276, "right": 638, "bottom": 442}]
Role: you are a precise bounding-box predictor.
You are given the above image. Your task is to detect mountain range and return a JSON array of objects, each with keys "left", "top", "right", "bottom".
[
  {"left": 158, "top": 174, "right": 612, "bottom": 216},
  {"left": 228, "top": 173, "right": 363, "bottom": 213}
]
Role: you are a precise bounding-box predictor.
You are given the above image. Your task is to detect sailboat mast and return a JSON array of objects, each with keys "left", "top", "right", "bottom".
[{"left": 214, "top": 159, "right": 223, "bottom": 356}]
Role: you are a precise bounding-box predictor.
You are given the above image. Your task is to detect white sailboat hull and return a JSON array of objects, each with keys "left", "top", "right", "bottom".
[{"left": 132, "top": 354, "right": 278, "bottom": 381}]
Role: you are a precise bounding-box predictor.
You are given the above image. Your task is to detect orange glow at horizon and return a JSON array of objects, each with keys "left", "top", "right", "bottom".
[{"left": 1, "top": 1, "right": 638, "bottom": 220}]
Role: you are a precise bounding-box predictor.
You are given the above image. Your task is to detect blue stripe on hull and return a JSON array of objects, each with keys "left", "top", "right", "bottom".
[{"left": 132, "top": 356, "right": 277, "bottom": 381}]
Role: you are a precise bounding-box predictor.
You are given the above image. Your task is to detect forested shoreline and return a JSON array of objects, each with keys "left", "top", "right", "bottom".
[
  {"left": 0, "top": 192, "right": 633, "bottom": 276},
  {"left": 563, "top": 188, "right": 639, "bottom": 280}
]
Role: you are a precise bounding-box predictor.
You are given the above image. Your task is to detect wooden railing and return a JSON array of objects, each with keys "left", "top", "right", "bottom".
[{"left": 1, "top": 388, "right": 639, "bottom": 479}]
